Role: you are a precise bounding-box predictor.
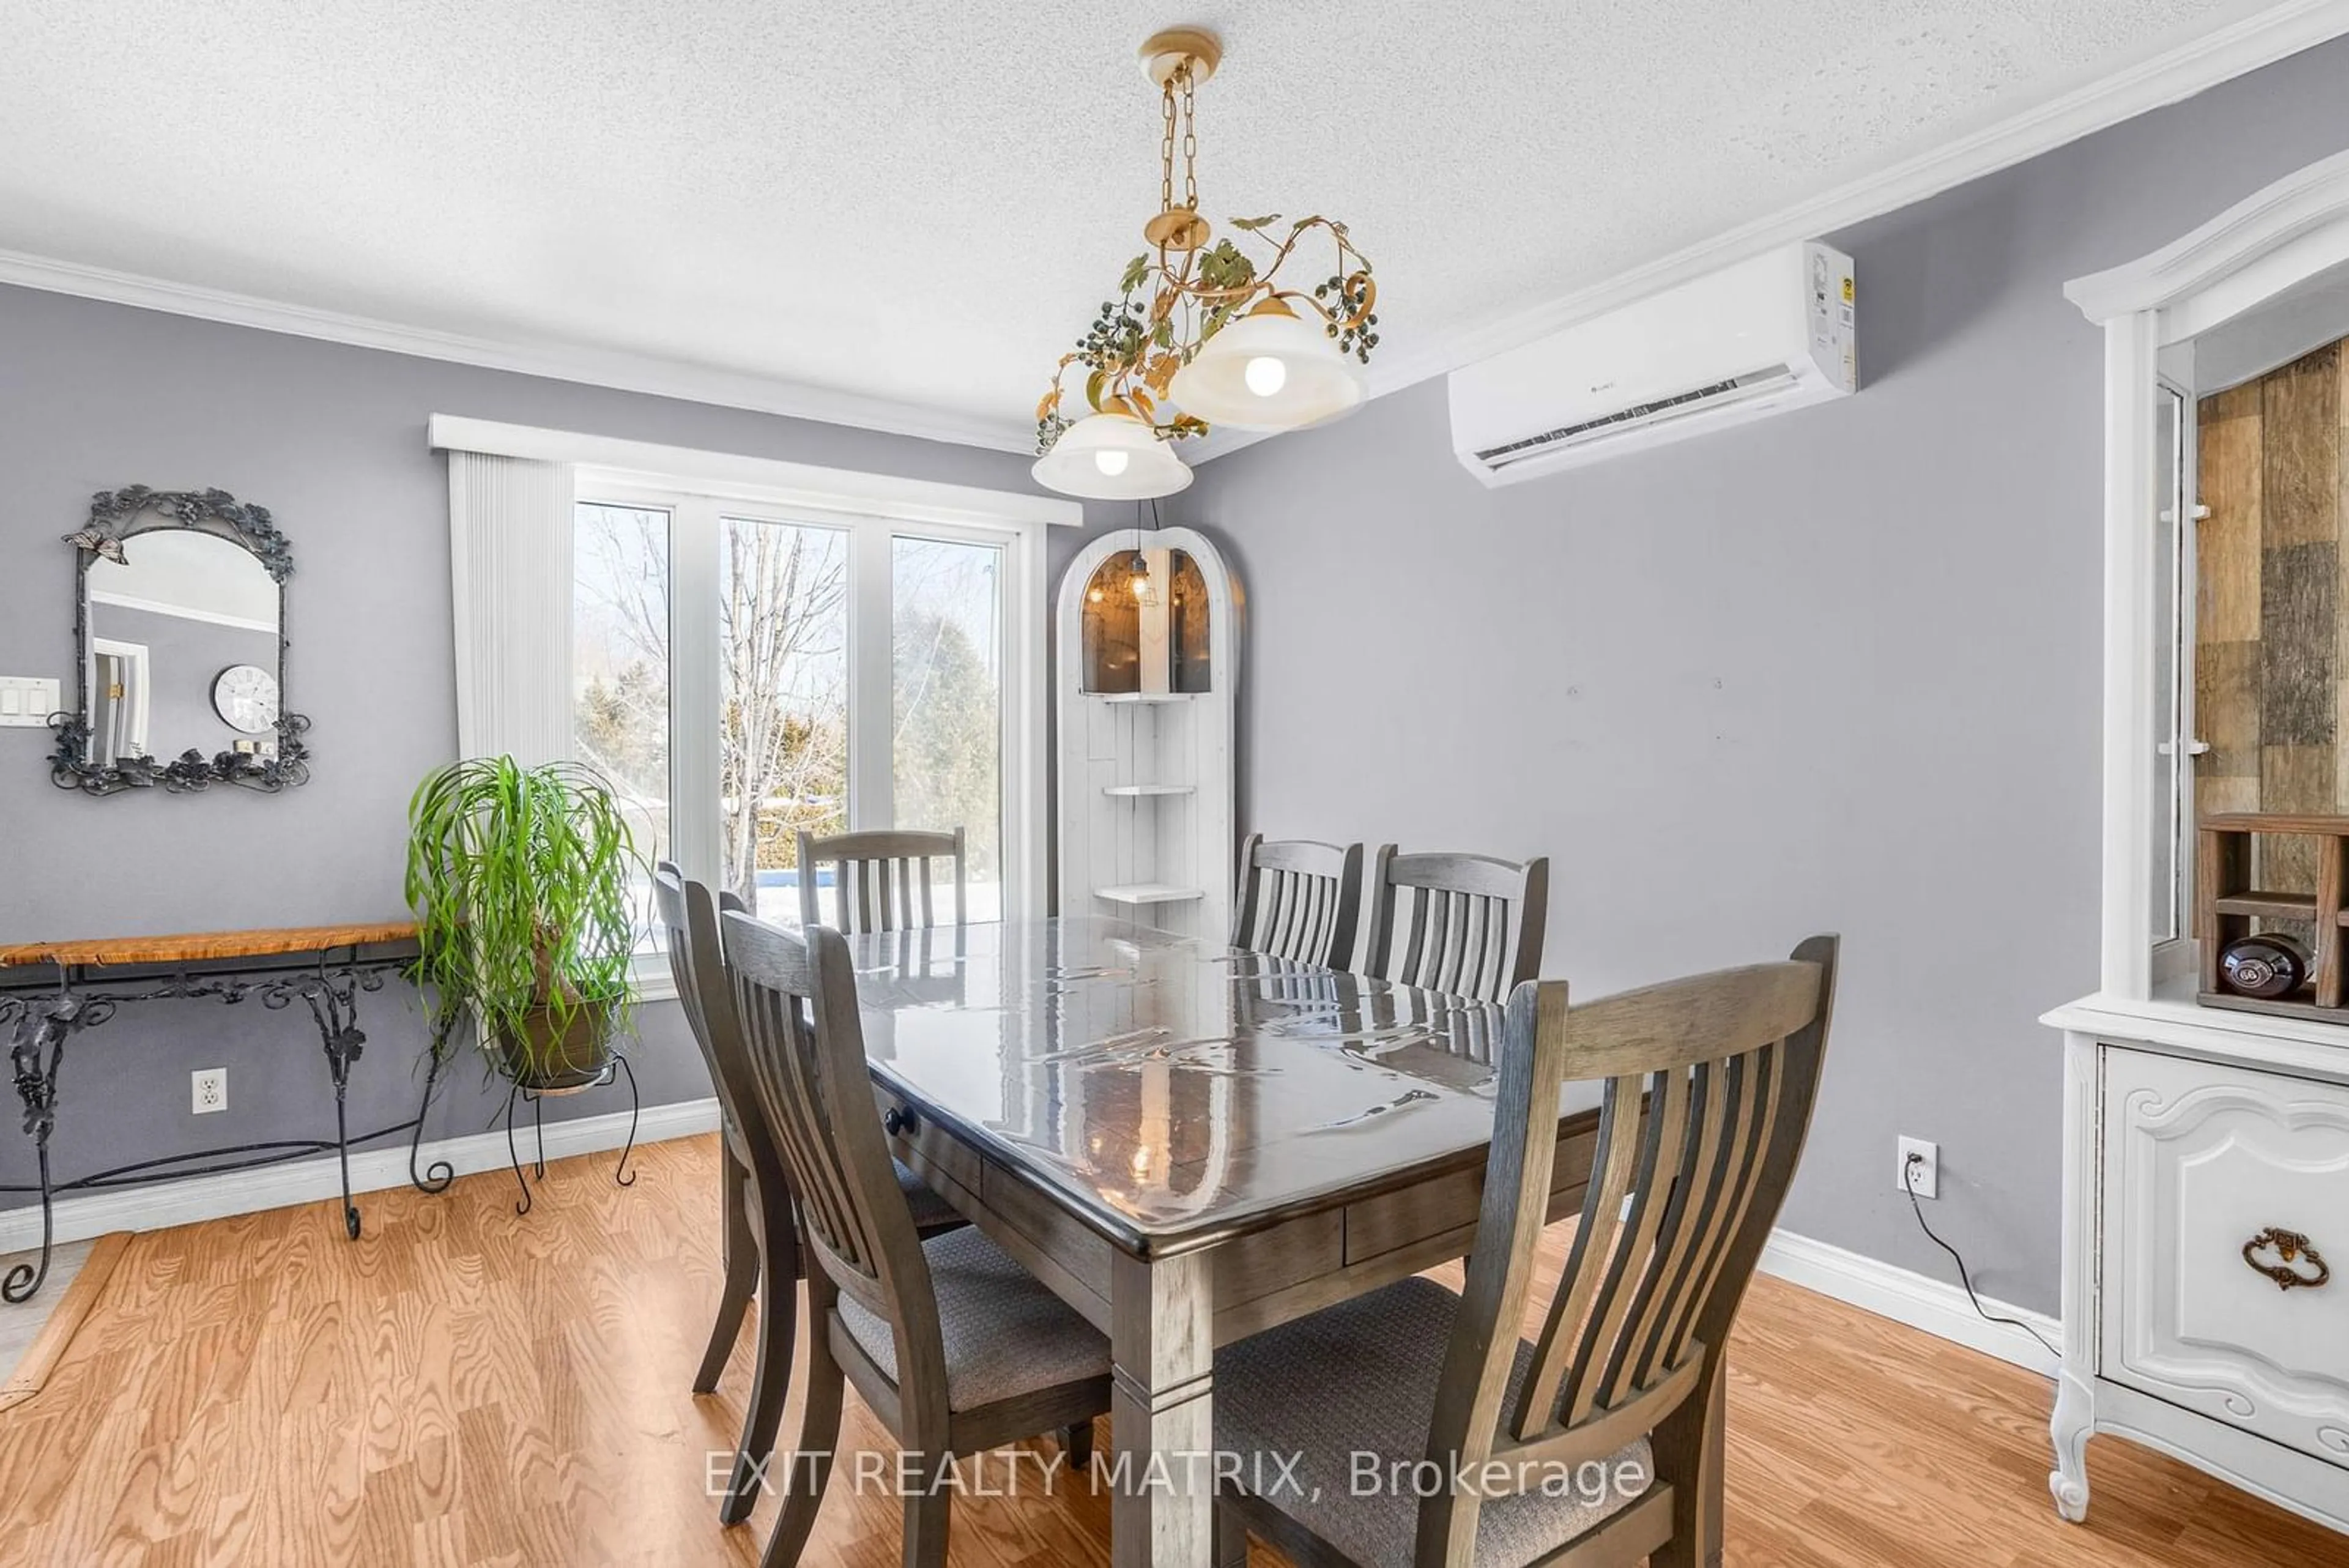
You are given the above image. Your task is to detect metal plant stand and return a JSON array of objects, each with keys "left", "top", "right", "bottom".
[
  {"left": 405, "top": 1041, "right": 458, "bottom": 1196},
  {"left": 0, "top": 928, "right": 425, "bottom": 1304},
  {"left": 502, "top": 1057, "right": 640, "bottom": 1217}
]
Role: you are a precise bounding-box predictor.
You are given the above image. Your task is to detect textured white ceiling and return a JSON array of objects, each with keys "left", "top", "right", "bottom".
[{"left": 0, "top": 1, "right": 2293, "bottom": 446}]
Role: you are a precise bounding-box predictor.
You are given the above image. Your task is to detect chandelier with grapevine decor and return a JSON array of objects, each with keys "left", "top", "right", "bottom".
[{"left": 1032, "top": 28, "right": 1381, "bottom": 499}]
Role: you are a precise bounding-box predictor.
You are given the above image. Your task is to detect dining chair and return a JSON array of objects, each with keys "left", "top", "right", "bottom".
[
  {"left": 1364, "top": 846, "right": 1550, "bottom": 1004},
  {"left": 1211, "top": 934, "right": 1839, "bottom": 1567},
  {"left": 1231, "top": 833, "right": 1365, "bottom": 968},
  {"left": 721, "top": 910, "right": 1115, "bottom": 1568},
  {"left": 796, "top": 826, "right": 966, "bottom": 932},
  {"left": 654, "top": 863, "right": 966, "bottom": 1528}
]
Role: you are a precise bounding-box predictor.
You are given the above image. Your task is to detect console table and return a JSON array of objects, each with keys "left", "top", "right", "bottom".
[{"left": 0, "top": 923, "right": 448, "bottom": 1303}]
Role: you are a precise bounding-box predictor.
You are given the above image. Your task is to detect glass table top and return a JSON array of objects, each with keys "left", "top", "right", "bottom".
[{"left": 845, "top": 916, "right": 1531, "bottom": 1252}]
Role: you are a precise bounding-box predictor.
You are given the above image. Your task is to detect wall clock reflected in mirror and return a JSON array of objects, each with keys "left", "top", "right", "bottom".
[{"left": 210, "top": 662, "right": 280, "bottom": 732}]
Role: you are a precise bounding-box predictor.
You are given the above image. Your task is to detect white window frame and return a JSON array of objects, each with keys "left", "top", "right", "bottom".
[{"left": 431, "top": 415, "right": 1075, "bottom": 1001}]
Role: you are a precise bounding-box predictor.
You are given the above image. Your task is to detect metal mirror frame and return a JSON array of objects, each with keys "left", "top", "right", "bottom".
[{"left": 50, "top": 485, "right": 311, "bottom": 797}]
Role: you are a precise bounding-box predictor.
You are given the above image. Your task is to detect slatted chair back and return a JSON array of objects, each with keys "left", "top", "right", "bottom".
[
  {"left": 1364, "top": 847, "right": 1549, "bottom": 1004},
  {"left": 652, "top": 863, "right": 764, "bottom": 1167},
  {"left": 1231, "top": 834, "right": 1364, "bottom": 968},
  {"left": 720, "top": 912, "right": 948, "bottom": 1394},
  {"left": 1417, "top": 935, "right": 1839, "bottom": 1564},
  {"left": 796, "top": 827, "right": 967, "bottom": 934}
]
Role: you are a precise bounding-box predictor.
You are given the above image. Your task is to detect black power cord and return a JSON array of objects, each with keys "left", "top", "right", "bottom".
[{"left": 1903, "top": 1152, "right": 2061, "bottom": 1362}]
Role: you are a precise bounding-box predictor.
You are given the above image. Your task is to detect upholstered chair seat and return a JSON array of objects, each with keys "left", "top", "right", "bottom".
[
  {"left": 1216, "top": 1277, "right": 1651, "bottom": 1567},
  {"left": 836, "top": 1225, "right": 1111, "bottom": 1408}
]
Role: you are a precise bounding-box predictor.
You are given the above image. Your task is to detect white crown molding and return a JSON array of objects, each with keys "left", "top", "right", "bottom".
[
  {"left": 0, "top": 1097, "right": 719, "bottom": 1255},
  {"left": 1197, "top": 0, "right": 2349, "bottom": 466},
  {"left": 0, "top": 248, "right": 1037, "bottom": 456},
  {"left": 2, "top": 1, "right": 2342, "bottom": 466}
]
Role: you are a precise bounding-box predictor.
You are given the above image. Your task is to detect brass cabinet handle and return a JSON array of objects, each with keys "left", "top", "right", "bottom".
[{"left": 2243, "top": 1228, "right": 2331, "bottom": 1291}]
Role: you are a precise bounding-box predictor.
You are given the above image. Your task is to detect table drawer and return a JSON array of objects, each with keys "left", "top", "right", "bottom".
[
  {"left": 874, "top": 1085, "right": 985, "bottom": 1197},
  {"left": 2101, "top": 1046, "right": 2349, "bottom": 1466}
]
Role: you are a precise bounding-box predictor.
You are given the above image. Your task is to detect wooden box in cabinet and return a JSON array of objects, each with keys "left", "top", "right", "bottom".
[{"left": 2197, "top": 813, "right": 2349, "bottom": 1020}]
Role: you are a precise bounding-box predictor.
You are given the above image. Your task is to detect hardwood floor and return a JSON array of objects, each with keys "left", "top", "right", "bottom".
[{"left": 0, "top": 1134, "right": 2335, "bottom": 1566}]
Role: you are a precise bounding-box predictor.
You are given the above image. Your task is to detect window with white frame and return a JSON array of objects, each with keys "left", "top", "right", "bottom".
[
  {"left": 432, "top": 415, "right": 1064, "bottom": 983},
  {"left": 573, "top": 483, "right": 1026, "bottom": 948}
]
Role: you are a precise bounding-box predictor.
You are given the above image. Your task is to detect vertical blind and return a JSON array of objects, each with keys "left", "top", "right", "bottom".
[{"left": 445, "top": 451, "right": 575, "bottom": 764}]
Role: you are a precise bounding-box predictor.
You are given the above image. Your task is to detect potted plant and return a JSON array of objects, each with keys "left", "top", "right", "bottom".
[{"left": 405, "top": 756, "right": 641, "bottom": 1091}]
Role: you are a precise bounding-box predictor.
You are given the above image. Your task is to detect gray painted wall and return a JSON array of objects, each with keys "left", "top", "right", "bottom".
[
  {"left": 0, "top": 284, "right": 1107, "bottom": 1211},
  {"left": 1171, "top": 35, "right": 2349, "bottom": 1315}
]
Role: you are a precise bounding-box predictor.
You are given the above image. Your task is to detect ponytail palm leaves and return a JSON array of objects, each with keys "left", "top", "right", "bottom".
[{"left": 405, "top": 757, "right": 640, "bottom": 1083}]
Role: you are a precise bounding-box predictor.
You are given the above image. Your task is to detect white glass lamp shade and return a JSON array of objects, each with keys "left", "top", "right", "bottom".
[
  {"left": 1170, "top": 299, "right": 1367, "bottom": 431},
  {"left": 1032, "top": 410, "right": 1193, "bottom": 499}
]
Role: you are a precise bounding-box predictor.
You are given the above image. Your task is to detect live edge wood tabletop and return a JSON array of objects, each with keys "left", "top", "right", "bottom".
[
  {"left": 0, "top": 921, "right": 418, "bottom": 970},
  {"left": 845, "top": 915, "right": 1603, "bottom": 1568}
]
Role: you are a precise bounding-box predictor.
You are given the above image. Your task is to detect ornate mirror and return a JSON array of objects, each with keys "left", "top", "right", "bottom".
[{"left": 51, "top": 486, "right": 310, "bottom": 795}]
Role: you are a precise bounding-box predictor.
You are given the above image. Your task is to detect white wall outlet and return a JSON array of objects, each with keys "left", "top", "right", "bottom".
[
  {"left": 1898, "top": 1135, "right": 1939, "bottom": 1199},
  {"left": 192, "top": 1067, "right": 228, "bottom": 1115}
]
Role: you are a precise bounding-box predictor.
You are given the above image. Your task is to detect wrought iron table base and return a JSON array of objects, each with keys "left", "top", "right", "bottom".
[
  {"left": 2, "top": 954, "right": 415, "bottom": 1302},
  {"left": 503, "top": 1058, "right": 640, "bottom": 1217}
]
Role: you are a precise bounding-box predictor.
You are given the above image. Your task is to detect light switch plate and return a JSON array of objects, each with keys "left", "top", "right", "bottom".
[{"left": 0, "top": 677, "right": 62, "bottom": 726}]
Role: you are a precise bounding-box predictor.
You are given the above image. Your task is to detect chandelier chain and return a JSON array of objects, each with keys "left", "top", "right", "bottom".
[
  {"left": 1159, "top": 74, "right": 1177, "bottom": 214},
  {"left": 1180, "top": 64, "right": 1198, "bottom": 210}
]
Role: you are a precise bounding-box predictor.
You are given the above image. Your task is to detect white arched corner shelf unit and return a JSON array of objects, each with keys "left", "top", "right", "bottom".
[
  {"left": 2045, "top": 145, "right": 2349, "bottom": 1542},
  {"left": 1055, "top": 526, "right": 1239, "bottom": 940}
]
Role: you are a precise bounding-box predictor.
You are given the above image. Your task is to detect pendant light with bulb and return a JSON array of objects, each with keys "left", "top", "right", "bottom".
[
  {"left": 1031, "top": 399, "right": 1193, "bottom": 499},
  {"left": 1031, "top": 26, "right": 1382, "bottom": 499}
]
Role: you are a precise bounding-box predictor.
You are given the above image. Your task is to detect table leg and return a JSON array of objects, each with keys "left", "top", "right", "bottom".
[
  {"left": 1110, "top": 1247, "right": 1216, "bottom": 1568},
  {"left": 280, "top": 967, "right": 369, "bottom": 1241},
  {"left": 4, "top": 992, "right": 103, "bottom": 1304}
]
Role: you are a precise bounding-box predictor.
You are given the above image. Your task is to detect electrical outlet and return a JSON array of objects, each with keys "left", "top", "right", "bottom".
[
  {"left": 192, "top": 1067, "right": 228, "bottom": 1115},
  {"left": 1898, "top": 1135, "right": 1939, "bottom": 1199}
]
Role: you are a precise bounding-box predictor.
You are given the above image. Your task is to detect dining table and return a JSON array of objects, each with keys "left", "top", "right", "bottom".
[{"left": 845, "top": 914, "right": 1603, "bottom": 1568}]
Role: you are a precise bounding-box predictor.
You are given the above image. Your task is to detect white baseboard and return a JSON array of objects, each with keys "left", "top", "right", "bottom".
[
  {"left": 1759, "top": 1228, "right": 2062, "bottom": 1378},
  {"left": 0, "top": 1098, "right": 719, "bottom": 1255},
  {"left": 4, "top": 1109, "right": 2060, "bottom": 1381}
]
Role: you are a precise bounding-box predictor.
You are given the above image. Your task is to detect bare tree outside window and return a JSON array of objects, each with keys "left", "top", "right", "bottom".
[
  {"left": 574, "top": 504, "right": 671, "bottom": 948},
  {"left": 573, "top": 504, "right": 1003, "bottom": 938},
  {"left": 720, "top": 517, "right": 850, "bottom": 915},
  {"left": 892, "top": 537, "right": 1003, "bottom": 916}
]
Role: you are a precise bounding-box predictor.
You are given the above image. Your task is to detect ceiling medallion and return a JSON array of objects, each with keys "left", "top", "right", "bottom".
[{"left": 1031, "top": 26, "right": 1381, "bottom": 499}]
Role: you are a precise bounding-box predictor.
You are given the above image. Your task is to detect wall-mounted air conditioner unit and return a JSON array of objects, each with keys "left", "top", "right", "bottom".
[{"left": 1448, "top": 240, "right": 1855, "bottom": 486}]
